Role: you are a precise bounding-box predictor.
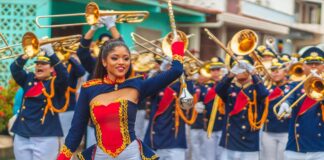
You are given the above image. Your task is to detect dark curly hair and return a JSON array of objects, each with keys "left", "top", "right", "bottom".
[{"left": 93, "top": 39, "right": 132, "bottom": 80}]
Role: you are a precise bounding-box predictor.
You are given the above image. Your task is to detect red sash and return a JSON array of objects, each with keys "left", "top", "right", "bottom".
[
  {"left": 229, "top": 91, "right": 249, "bottom": 116},
  {"left": 24, "top": 82, "right": 44, "bottom": 98},
  {"left": 269, "top": 87, "right": 284, "bottom": 101},
  {"left": 204, "top": 87, "right": 216, "bottom": 104},
  {"left": 153, "top": 87, "right": 176, "bottom": 121},
  {"left": 297, "top": 96, "right": 318, "bottom": 116}
]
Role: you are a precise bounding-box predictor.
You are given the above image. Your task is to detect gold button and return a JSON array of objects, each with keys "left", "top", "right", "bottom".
[
  {"left": 218, "top": 117, "right": 222, "bottom": 120},
  {"left": 227, "top": 124, "right": 231, "bottom": 127},
  {"left": 243, "top": 107, "right": 247, "bottom": 110},
  {"left": 296, "top": 134, "right": 300, "bottom": 138},
  {"left": 318, "top": 113, "right": 321, "bottom": 117},
  {"left": 41, "top": 108, "right": 44, "bottom": 111},
  {"left": 248, "top": 90, "right": 252, "bottom": 93},
  {"left": 226, "top": 133, "right": 230, "bottom": 136},
  {"left": 172, "top": 128, "right": 175, "bottom": 130},
  {"left": 295, "top": 123, "right": 299, "bottom": 127},
  {"left": 242, "top": 125, "right": 246, "bottom": 129},
  {"left": 21, "top": 117, "right": 25, "bottom": 121},
  {"left": 280, "top": 120, "right": 284, "bottom": 123},
  {"left": 242, "top": 136, "right": 246, "bottom": 140},
  {"left": 22, "top": 106, "right": 26, "bottom": 110},
  {"left": 28, "top": 82, "right": 32, "bottom": 86},
  {"left": 40, "top": 118, "right": 43, "bottom": 121},
  {"left": 242, "top": 116, "right": 246, "bottom": 119},
  {"left": 318, "top": 133, "right": 321, "bottom": 137},
  {"left": 266, "top": 119, "right": 269, "bottom": 123},
  {"left": 152, "top": 131, "right": 156, "bottom": 135},
  {"left": 319, "top": 123, "right": 322, "bottom": 127},
  {"left": 43, "top": 99, "right": 47, "bottom": 103}
]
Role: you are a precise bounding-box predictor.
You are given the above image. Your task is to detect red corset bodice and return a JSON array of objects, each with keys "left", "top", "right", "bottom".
[{"left": 90, "top": 99, "right": 135, "bottom": 158}]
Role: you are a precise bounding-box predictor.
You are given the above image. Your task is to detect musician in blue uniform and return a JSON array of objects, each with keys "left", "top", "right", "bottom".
[
  {"left": 57, "top": 38, "right": 185, "bottom": 160},
  {"left": 58, "top": 55, "right": 86, "bottom": 142},
  {"left": 278, "top": 47, "right": 324, "bottom": 160},
  {"left": 202, "top": 57, "right": 226, "bottom": 160},
  {"left": 10, "top": 44, "right": 69, "bottom": 160},
  {"left": 261, "top": 58, "right": 291, "bottom": 160},
  {"left": 143, "top": 56, "right": 195, "bottom": 160},
  {"left": 143, "top": 76, "right": 195, "bottom": 160},
  {"left": 216, "top": 55, "right": 269, "bottom": 160},
  {"left": 190, "top": 74, "right": 208, "bottom": 160}
]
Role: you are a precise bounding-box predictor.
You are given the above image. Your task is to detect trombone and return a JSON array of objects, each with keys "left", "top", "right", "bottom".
[
  {"left": 273, "top": 70, "right": 324, "bottom": 119},
  {"left": 204, "top": 28, "right": 274, "bottom": 88},
  {"left": 0, "top": 32, "right": 81, "bottom": 60},
  {"left": 35, "top": 2, "right": 149, "bottom": 28}
]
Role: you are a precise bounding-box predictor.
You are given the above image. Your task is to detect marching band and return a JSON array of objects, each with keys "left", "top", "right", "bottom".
[{"left": 1, "top": 1, "right": 324, "bottom": 160}]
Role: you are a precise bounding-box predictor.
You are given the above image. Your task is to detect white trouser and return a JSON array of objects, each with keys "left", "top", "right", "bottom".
[
  {"left": 58, "top": 111, "right": 74, "bottom": 143},
  {"left": 203, "top": 131, "right": 223, "bottom": 160},
  {"left": 284, "top": 151, "right": 324, "bottom": 160},
  {"left": 86, "top": 126, "right": 96, "bottom": 148},
  {"left": 13, "top": 134, "right": 59, "bottom": 160},
  {"left": 134, "top": 110, "right": 148, "bottom": 140},
  {"left": 220, "top": 148, "right": 259, "bottom": 160},
  {"left": 260, "top": 132, "right": 288, "bottom": 160},
  {"left": 94, "top": 140, "right": 141, "bottom": 160},
  {"left": 156, "top": 148, "right": 186, "bottom": 160},
  {"left": 190, "top": 129, "right": 206, "bottom": 160}
]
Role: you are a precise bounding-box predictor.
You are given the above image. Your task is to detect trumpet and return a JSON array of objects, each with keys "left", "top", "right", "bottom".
[
  {"left": 0, "top": 32, "right": 81, "bottom": 60},
  {"left": 35, "top": 2, "right": 149, "bottom": 28},
  {"left": 273, "top": 71, "right": 324, "bottom": 119}
]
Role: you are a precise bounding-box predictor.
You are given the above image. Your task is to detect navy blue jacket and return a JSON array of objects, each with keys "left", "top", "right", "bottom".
[
  {"left": 263, "top": 84, "right": 291, "bottom": 133},
  {"left": 191, "top": 83, "right": 207, "bottom": 130},
  {"left": 66, "top": 57, "right": 86, "bottom": 111},
  {"left": 285, "top": 81, "right": 324, "bottom": 152},
  {"left": 144, "top": 80, "right": 194, "bottom": 150},
  {"left": 10, "top": 54, "right": 69, "bottom": 137},
  {"left": 216, "top": 75, "right": 269, "bottom": 151}
]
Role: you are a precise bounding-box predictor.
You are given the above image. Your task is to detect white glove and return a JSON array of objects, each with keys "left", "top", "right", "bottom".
[
  {"left": 40, "top": 43, "right": 54, "bottom": 56},
  {"left": 230, "top": 64, "right": 246, "bottom": 75},
  {"left": 278, "top": 102, "right": 291, "bottom": 118},
  {"left": 160, "top": 59, "right": 171, "bottom": 71},
  {"left": 101, "top": 15, "right": 116, "bottom": 30},
  {"left": 238, "top": 60, "right": 255, "bottom": 73},
  {"left": 194, "top": 102, "right": 205, "bottom": 113},
  {"left": 90, "top": 20, "right": 104, "bottom": 30}
]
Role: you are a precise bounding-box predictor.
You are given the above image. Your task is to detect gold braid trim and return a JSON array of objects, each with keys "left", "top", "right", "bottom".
[
  {"left": 173, "top": 55, "right": 184, "bottom": 64},
  {"left": 138, "top": 141, "right": 159, "bottom": 160},
  {"left": 90, "top": 99, "right": 131, "bottom": 158},
  {"left": 60, "top": 145, "right": 73, "bottom": 158},
  {"left": 247, "top": 90, "right": 269, "bottom": 131},
  {"left": 76, "top": 152, "right": 85, "bottom": 160},
  {"left": 82, "top": 79, "right": 103, "bottom": 88}
]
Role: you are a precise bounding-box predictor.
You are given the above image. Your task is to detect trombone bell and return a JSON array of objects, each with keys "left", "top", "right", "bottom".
[
  {"left": 305, "top": 76, "right": 324, "bottom": 101},
  {"left": 230, "top": 29, "right": 258, "bottom": 55},
  {"left": 22, "top": 32, "right": 39, "bottom": 58}
]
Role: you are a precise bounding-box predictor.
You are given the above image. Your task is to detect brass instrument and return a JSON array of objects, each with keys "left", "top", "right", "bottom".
[
  {"left": 0, "top": 32, "right": 81, "bottom": 60},
  {"left": 273, "top": 70, "right": 324, "bottom": 119},
  {"left": 204, "top": 28, "right": 273, "bottom": 88},
  {"left": 0, "top": 33, "right": 16, "bottom": 55},
  {"left": 131, "top": 32, "right": 203, "bottom": 76},
  {"left": 288, "top": 62, "right": 305, "bottom": 82},
  {"left": 35, "top": 2, "right": 149, "bottom": 28}
]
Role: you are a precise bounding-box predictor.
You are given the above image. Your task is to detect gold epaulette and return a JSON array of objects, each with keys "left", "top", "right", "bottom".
[{"left": 82, "top": 79, "right": 103, "bottom": 88}]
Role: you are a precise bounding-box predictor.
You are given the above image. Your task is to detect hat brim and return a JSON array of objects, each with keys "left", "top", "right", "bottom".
[{"left": 34, "top": 60, "right": 50, "bottom": 64}]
